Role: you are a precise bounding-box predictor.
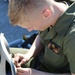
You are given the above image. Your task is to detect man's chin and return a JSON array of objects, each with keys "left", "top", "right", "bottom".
[{"left": 39, "top": 29, "right": 46, "bottom": 31}]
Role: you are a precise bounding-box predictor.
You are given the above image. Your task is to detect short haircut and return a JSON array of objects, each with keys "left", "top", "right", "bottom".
[{"left": 8, "top": 0, "right": 44, "bottom": 25}]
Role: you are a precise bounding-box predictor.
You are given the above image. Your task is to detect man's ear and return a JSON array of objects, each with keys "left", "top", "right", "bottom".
[{"left": 42, "top": 9, "right": 51, "bottom": 18}]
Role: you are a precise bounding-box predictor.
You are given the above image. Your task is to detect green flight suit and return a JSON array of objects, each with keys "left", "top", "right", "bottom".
[
  {"left": 10, "top": 2, "right": 75, "bottom": 74},
  {"left": 39, "top": 2, "right": 75, "bottom": 74}
]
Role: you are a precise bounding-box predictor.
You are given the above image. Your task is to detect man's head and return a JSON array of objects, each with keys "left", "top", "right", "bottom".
[
  {"left": 8, "top": 0, "right": 66, "bottom": 31},
  {"left": 8, "top": 0, "right": 55, "bottom": 31}
]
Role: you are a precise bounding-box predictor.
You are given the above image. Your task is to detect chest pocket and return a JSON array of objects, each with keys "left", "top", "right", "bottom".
[
  {"left": 40, "top": 40, "right": 68, "bottom": 72},
  {"left": 40, "top": 40, "right": 67, "bottom": 70},
  {"left": 39, "top": 29, "right": 70, "bottom": 72}
]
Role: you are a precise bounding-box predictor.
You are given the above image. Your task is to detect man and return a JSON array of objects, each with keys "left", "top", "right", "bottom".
[{"left": 8, "top": 0, "right": 75, "bottom": 75}]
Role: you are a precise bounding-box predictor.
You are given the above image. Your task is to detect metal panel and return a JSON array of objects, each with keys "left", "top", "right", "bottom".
[{"left": 0, "top": 33, "right": 16, "bottom": 75}]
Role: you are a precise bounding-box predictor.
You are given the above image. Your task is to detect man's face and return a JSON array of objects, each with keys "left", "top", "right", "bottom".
[{"left": 17, "top": 9, "right": 48, "bottom": 31}]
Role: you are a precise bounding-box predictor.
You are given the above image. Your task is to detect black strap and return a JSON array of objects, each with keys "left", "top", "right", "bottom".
[{"left": 55, "top": 0, "right": 75, "bottom": 3}]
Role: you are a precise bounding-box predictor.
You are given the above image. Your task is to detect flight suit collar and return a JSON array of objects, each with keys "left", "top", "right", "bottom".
[
  {"left": 44, "top": 27, "right": 57, "bottom": 40},
  {"left": 44, "top": 2, "right": 75, "bottom": 40}
]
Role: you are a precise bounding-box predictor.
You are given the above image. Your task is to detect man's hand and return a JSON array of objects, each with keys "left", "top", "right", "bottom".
[
  {"left": 13, "top": 53, "right": 30, "bottom": 68},
  {"left": 17, "top": 68, "right": 71, "bottom": 75},
  {"left": 17, "top": 68, "right": 32, "bottom": 75},
  {"left": 17, "top": 68, "right": 42, "bottom": 75}
]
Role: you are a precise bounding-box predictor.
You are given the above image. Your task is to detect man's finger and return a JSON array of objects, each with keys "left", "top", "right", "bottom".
[
  {"left": 19, "top": 59, "right": 26, "bottom": 66},
  {"left": 17, "top": 71, "right": 23, "bottom": 75},
  {"left": 17, "top": 68, "right": 24, "bottom": 73},
  {"left": 14, "top": 56, "right": 20, "bottom": 67}
]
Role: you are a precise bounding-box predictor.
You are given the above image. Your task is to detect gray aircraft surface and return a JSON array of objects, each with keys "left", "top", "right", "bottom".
[{"left": 0, "top": 33, "right": 16, "bottom": 75}]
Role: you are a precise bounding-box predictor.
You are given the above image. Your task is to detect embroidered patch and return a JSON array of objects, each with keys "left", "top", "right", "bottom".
[{"left": 48, "top": 40, "right": 60, "bottom": 54}]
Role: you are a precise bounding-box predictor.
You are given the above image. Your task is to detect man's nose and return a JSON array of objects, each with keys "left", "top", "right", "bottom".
[{"left": 27, "top": 28, "right": 34, "bottom": 32}]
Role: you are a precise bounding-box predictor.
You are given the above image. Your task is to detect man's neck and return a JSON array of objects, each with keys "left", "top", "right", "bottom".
[{"left": 51, "top": 1, "right": 68, "bottom": 26}]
